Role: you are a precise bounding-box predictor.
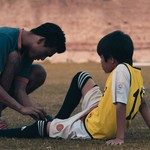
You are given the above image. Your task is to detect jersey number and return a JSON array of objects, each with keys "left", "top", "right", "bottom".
[{"left": 126, "top": 88, "right": 143, "bottom": 120}]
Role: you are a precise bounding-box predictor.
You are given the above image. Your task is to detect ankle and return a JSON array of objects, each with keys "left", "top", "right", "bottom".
[{"left": 46, "top": 122, "right": 51, "bottom": 136}]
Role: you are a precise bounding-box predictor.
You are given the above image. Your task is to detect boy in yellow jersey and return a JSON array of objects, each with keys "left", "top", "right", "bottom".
[{"left": 0, "top": 31, "right": 149, "bottom": 145}]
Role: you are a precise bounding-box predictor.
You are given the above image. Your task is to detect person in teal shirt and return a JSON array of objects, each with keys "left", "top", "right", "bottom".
[{"left": 0, "top": 23, "right": 66, "bottom": 129}]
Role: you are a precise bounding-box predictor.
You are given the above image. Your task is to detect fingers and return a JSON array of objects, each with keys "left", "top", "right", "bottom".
[
  {"left": 36, "top": 107, "right": 47, "bottom": 116},
  {"left": 35, "top": 107, "right": 47, "bottom": 119},
  {"left": 20, "top": 106, "right": 47, "bottom": 120},
  {"left": 31, "top": 107, "right": 47, "bottom": 120},
  {"left": 106, "top": 139, "right": 124, "bottom": 146},
  {"left": 30, "top": 114, "right": 39, "bottom": 120}
]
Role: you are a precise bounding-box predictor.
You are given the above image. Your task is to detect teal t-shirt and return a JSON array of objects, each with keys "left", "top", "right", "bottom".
[{"left": 0, "top": 27, "right": 33, "bottom": 79}]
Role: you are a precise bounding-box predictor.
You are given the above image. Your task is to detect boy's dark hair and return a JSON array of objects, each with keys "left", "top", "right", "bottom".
[
  {"left": 97, "top": 30, "right": 134, "bottom": 65},
  {"left": 30, "top": 22, "right": 66, "bottom": 53}
]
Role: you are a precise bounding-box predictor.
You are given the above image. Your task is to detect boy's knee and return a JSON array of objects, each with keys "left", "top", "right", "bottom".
[
  {"left": 31, "top": 65, "right": 47, "bottom": 84},
  {"left": 72, "top": 71, "right": 84, "bottom": 84},
  {"left": 73, "top": 71, "right": 92, "bottom": 89},
  {"left": 73, "top": 71, "right": 83, "bottom": 79}
]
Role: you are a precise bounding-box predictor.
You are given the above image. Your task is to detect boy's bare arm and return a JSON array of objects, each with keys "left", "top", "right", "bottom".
[
  {"left": 13, "top": 79, "right": 33, "bottom": 107},
  {"left": 0, "top": 83, "right": 46, "bottom": 120},
  {"left": 106, "top": 103, "right": 126, "bottom": 145},
  {"left": 139, "top": 99, "right": 150, "bottom": 128},
  {"left": 13, "top": 79, "right": 47, "bottom": 120}
]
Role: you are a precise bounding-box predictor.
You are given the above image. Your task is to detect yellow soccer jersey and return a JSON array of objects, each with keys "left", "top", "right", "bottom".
[{"left": 84, "top": 63, "right": 144, "bottom": 139}]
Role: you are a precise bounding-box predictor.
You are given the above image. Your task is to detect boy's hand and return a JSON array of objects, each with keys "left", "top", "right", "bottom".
[
  {"left": 106, "top": 138, "right": 124, "bottom": 145},
  {"left": 19, "top": 106, "right": 47, "bottom": 120}
]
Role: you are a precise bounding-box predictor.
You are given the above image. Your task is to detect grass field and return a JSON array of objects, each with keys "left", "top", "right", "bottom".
[{"left": 0, "top": 62, "right": 150, "bottom": 150}]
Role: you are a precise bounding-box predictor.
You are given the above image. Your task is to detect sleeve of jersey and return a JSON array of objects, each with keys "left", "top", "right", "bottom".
[{"left": 112, "top": 64, "right": 130, "bottom": 104}]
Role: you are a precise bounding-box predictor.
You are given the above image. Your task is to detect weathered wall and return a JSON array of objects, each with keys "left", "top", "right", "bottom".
[{"left": 0, "top": 0, "right": 150, "bottom": 62}]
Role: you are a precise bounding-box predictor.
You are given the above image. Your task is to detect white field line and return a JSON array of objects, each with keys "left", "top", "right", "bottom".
[{"left": 133, "top": 62, "right": 150, "bottom": 66}]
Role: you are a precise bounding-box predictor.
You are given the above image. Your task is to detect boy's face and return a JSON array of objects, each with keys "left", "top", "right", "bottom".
[
  {"left": 27, "top": 38, "right": 57, "bottom": 60},
  {"left": 100, "top": 55, "right": 118, "bottom": 73}
]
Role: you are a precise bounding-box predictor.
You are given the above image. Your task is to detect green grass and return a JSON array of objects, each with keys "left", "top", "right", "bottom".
[{"left": 0, "top": 62, "right": 150, "bottom": 150}]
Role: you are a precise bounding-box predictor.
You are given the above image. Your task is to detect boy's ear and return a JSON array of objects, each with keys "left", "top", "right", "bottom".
[
  {"left": 110, "top": 57, "right": 114, "bottom": 63},
  {"left": 111, "top": 57, "right": 119, "bottom": 64},
  {"left": 111, "top": 57, "right": 116, "bottom": 64},
  {"left": 37, "top": 37, "right": 45, "bottom": 45}
]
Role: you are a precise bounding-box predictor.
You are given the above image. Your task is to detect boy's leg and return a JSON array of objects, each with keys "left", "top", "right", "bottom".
[
  {"left": 0, "top": 120, "right": 48, "bottom": 138},
  {"left": 55, "top": 71, "right": 96, "bottom": 119},
  {"left": 0, "top": 51, "right": 20, "bottom": 129},
  {"left": 25, "top": 65, "right": 46, "bottom": 94},
  {"left": 9, "top": 64, "right": 46, "bottom": 109}
]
